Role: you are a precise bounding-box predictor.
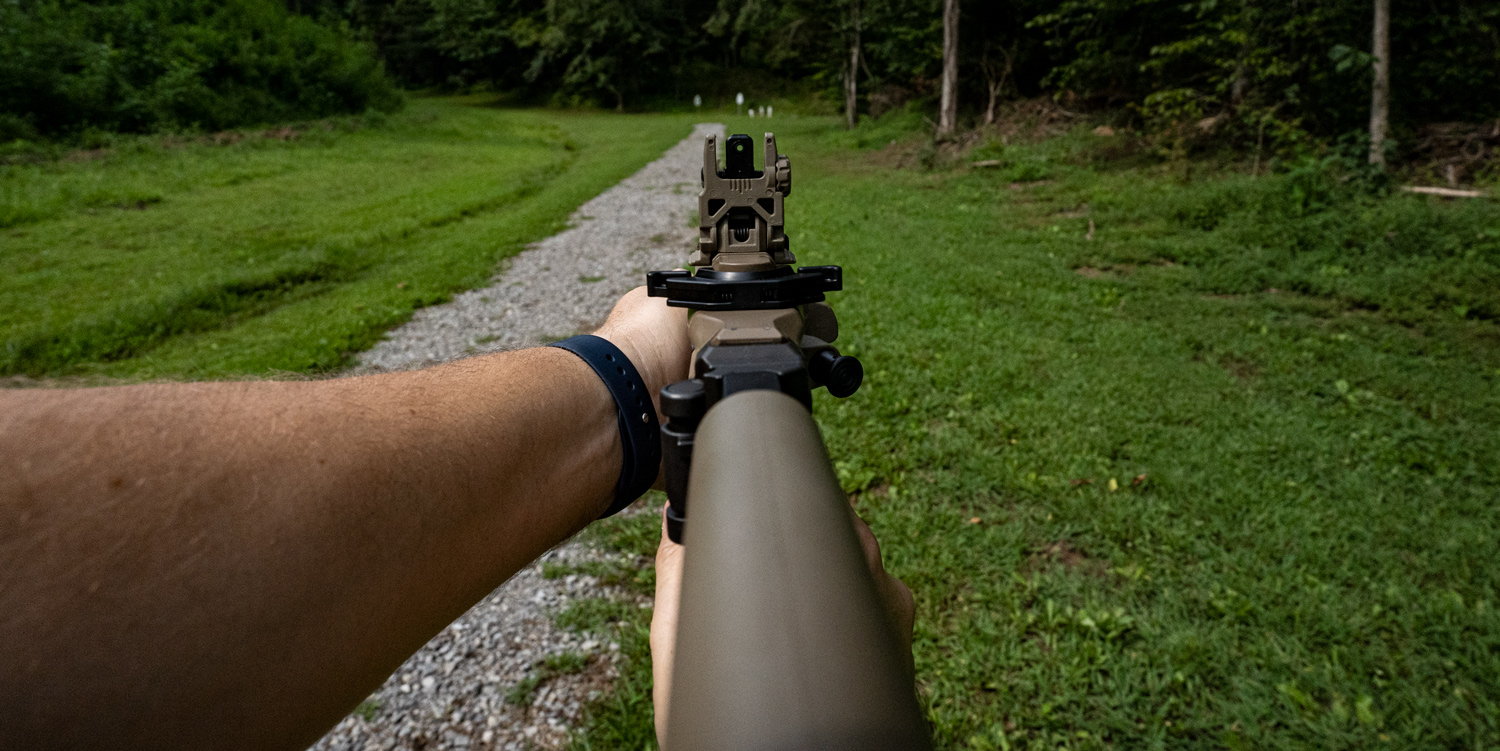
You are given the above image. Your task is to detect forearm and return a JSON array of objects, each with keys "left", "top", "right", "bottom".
[{"left": 0, "top": 348, "right": 618, "bottom": 749}]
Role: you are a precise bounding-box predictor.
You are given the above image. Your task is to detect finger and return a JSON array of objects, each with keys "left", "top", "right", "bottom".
[
  {"left": 848, "top": 510, "right": 887, "bottom": 580},
  {"left": 651, "top": 506, "right": 685, "bottom": 741},
  {"left": 656, "top": 506, "right": 685, "bottom": 560}
]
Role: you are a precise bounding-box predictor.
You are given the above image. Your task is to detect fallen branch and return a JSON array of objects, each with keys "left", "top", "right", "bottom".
[
  {"left": 972, "top": 159, "right": 1002, "bottom": 167},
  {"left": 1401, "top": 185, "right": 1487, "bottom": 198}
]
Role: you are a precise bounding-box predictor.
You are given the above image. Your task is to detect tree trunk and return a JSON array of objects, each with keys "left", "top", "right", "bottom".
[
  {"left": 1369, "top": 0, "right": 1390, "bottom": 165},
  {"left": 938, "top": 0, "right": 960, "bottom": 136},
  {"left": 980, "top": 44, "right": 1014, "bottom": 128},
  {"left": 845, "top": 2, "right": 861, "bottom": 130},
  {"left": 1230, "top": 0, "right": 1253, "bottom": 106}
]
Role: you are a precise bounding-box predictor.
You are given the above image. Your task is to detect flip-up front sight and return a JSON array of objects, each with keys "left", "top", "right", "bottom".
[
  {"left": 647, "top": 132, "right": 863, "bottom": 544},
  {"left": 694, "top": 132, "right": 792, "bottom": 269},
  {"left": 646, "top": 132, "right": 834, "bottom": 311}
]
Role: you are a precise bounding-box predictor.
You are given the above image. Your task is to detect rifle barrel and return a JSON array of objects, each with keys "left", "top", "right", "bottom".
[{"left": 665, "top": 390, "right": 931, "bottom": 751}]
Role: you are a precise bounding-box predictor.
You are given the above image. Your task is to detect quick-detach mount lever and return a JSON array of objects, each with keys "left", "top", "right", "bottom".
[{"left": 647, "top": 132, "right": 863, "bottom": 543}]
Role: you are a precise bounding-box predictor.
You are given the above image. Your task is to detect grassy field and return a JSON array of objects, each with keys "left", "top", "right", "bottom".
[
  {"left": 568, "top": 116, "right": 1500, "bottom": 750},
  {"left": 0, "top": 97, "right": 698, "bottom": 379},
  {"left": 7, "top": 102, "right": 1499, "bottom": 749}
]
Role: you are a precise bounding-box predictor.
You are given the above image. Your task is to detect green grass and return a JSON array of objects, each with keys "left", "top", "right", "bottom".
[
  {"left": 0, "top": 97, "right": 698, "bottom": 379},
  {"left": 553, "top": 499, "right": 664, "bottom": 751},
  {"left": 571, "top": 116, "right": 1500, "bottom": 750},
  {"left": 352, "top": 698, "right": 380, "bottom": 722},
  {"left": 505, "top": 650, "right": 592, "bottom": 708}
]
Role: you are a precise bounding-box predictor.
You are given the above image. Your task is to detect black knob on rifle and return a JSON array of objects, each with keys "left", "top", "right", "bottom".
[
  {"left": 809, "top": 350, "right": 863, "bottom": 398},
  {"left": 660, "top": 379, "right": 707, "bottom": 423}
]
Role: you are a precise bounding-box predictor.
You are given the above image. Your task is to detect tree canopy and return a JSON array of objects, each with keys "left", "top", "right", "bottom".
[
  {"left": 346, "top": 0, "right": 1499, "bottom": 146},
  {"left": 0, "top": 0, "right": 400, "bottom": 140},
  {"left": 6, "top": 0, "right": 1499, "bottom": 153}
]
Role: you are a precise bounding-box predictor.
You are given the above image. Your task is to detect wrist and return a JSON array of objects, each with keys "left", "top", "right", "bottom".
[
  {"left": 591, "top": 288, "right": 691, "bottom": 414},
  {"left": 547, "top": 335, "right": 662, "bottom": 517},
  {"left": 595, "top": 331, "right": 670, "bottom": 414}
]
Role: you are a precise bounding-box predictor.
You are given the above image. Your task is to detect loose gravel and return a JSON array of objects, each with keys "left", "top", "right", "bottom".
[
  {"left": 310, "top": 545, "right": 648, "bottom": 751},
  {"left": 313, "top": 122, "right": 723, "bottom": 751},
  {"left": 357, "top": 122, "right": 722, "bottom": 370}
]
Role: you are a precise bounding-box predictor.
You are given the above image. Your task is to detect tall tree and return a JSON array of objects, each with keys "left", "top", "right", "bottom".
[
  {"left": 845, "top": 0, "right": 862, "bottom": 129},
  {"left": 937, "top": 0, "right": 958, "bottom": 135},
  {"left": 1368, "top": 0, "right": 1390, "bottom": 165}
]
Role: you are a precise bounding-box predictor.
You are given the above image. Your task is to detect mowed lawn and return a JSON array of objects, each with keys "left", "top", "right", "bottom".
[
  {"left": 0, "top": 97, "right": 698, "bottom": 379},
  {"left": 786, "top": 120, "right": 1498, "bottom": 749},
  {"left": 575, "top": 117, "right": 1499, "bottom": 751}
]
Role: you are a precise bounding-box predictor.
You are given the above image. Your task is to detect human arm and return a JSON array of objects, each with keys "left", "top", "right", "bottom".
[{"left": 0, "top": 287, "right": 687, "bottom": 750}]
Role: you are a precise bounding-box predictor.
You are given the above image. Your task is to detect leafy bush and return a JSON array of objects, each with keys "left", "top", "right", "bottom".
[
  {"left": 1030, "top": 0, "right": 1500, "bottom": 147},
  {"left": 0, "top": 0, "right": 402, "bottom": 140}
]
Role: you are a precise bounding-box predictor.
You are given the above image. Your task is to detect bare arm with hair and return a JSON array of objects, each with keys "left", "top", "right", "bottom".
[{"left": 0, "top": 288, "right": 688, "bottom": 751}]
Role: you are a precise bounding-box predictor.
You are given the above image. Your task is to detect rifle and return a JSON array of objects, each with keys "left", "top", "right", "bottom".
[{"left": 646, "top": 133, "right": 932, "bottom": 750}]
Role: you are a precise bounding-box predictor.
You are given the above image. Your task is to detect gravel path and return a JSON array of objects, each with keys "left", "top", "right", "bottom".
[
  {"left": 358, "top": 122, "right": 721, "bottom": 370},
  {"left": 313, "top": 122, "right": 722, "bottom": 751}
]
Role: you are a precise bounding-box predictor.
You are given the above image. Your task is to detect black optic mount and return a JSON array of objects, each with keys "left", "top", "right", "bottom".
[{"left": 646, "top": 266, "right": 842, "bottom": 310}]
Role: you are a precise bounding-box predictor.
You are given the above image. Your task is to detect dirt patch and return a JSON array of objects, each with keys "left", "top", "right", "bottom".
[
  {"left": 848, "top": 482, "right": 891, "bottom": 509},
  {"left": 1408, "top": 120, "right": 1500, "bottom": 187},
  {"left": 1219, "top": 354, "right": 1261, "bottom": 381},
  {"left": 984, "top": 97, "right": 1085, "bottom": 145},
  {"left": 1026, "top": 541, "right": 1109, "bottom": 577},
  {"left": 862, "top": 138, "right": 930, "bottom": 171},
  {"left": 507, "top": 656, "right": 618, "bottom": 750},
  {"left": 208, "top": 126, "right": 300, "bottom": 148},
  {"left": 62, "top": 148, "right": 110, "bottom": 163},
  {"left": 1077, "top": 263, "right": 1135, "bottom": 277}
]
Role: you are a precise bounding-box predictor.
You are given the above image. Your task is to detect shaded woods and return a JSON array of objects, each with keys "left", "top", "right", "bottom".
[
  {"left": 6, "top": 0, "right": 1500, "bottom": 163},
  {"left": 342, "top": 0, "right": 1499, "bottom": 156}
]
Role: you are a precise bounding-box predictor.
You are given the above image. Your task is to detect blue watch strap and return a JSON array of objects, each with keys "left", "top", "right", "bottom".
[{"left": 548, "top": 335, "right": 661, "bottom": 518}]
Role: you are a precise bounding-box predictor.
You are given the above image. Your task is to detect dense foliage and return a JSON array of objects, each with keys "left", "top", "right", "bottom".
[
  {"left": 7, "top": 0, "right": 1497, "bottom": 150},
  {"left": 1030, "top": 0, "right": 1500, "bottom": 147},
  {"left": 335, "top": 0, "right": 1499, "bottom": 151},
  {"left": 0, "top": 0, "right": 401, "bottom": 140}
]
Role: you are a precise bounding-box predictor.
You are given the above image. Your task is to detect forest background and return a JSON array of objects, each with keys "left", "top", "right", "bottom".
[{"left": 6, "top": 0, "right": 1500, "bottom": 178}]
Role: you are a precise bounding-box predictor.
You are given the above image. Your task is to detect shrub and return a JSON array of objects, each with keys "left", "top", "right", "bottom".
[{"left": 0, "top": 0, "right": 402, "bottom": 140}]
